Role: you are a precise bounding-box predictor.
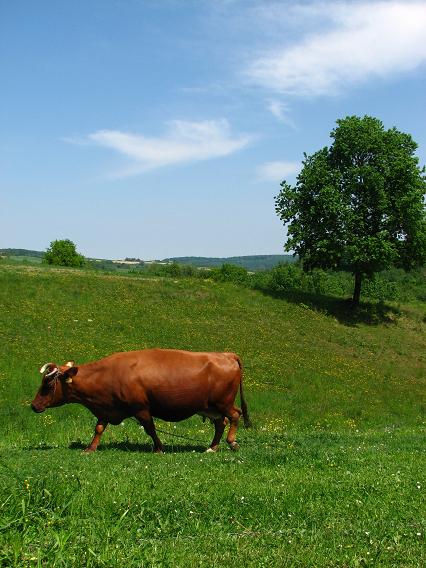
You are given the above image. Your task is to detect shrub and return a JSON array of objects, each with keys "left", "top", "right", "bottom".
[
  {"left": 269, "top": 263, "right": 302, "bottom": 292},
  {"left": 43, "top": 239, "right": 85, "bottom": 267},
  {"left": 362, "top": 276, "right": 399, "bottom": 302},
  {"left": 210, "top": 263, "right": 250, "bottom": 285}
]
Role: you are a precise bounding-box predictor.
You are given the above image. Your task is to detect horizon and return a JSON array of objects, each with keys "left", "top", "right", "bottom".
[
  {"left": 0, "top": 246, "right": 294, "bottom": 262},
  {"left": 2, "top": 1, "right": 426, "bottom": 258}
]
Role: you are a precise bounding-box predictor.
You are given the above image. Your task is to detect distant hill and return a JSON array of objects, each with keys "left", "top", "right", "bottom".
[
  {"left": 1, "top": 249, "right": 296, "bottom": 271},
  {"left": 0, "top": 248, "right": 44, "bottom": 258},
  {"left": 162, "top": 255, "right": 296, "bottom": 271}
]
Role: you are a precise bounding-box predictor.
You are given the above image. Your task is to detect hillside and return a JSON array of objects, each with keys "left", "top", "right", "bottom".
[
  {"left": 162, "top": 254, "right": 296, "bottom": 270},
  {"left": 0, "top": 248, "right": 44, "bottom": 263},
  {"left": 0, "top": 248, "right": 44, "bottom": 257},
  {"left": 0, "top": 248, "right": 295, "bottom": 270},
  {"left": 0, "top": 263, "right": 425, "bottom": 566}
]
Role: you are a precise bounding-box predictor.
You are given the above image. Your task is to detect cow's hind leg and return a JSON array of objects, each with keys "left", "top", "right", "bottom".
[
  {"left": 206, "top": 417, "right": 226, "bottom": 453},
  {"left": 83, "top": 420, "right": 108, "bottom": 453},
  {"left": 135, "top": 410, "right": 164, "bottom": 453},
  {"left": 225, "top": 407, "right": 242, "bottom": 451}
]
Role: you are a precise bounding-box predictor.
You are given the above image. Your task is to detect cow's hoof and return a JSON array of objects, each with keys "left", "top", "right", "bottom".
[
  {"left": 82, "top": 447, "right": 96, "bottom": 454},
  {"left": 206, "top": 447, "right": 218, "bottom": 453},
  {"left": 228, "top": 441, "right": 239, "bottom": 451}
]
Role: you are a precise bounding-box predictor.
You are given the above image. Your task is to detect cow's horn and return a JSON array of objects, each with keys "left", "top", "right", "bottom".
[
  {"left": 39, "top": 363, "right": 54, "bottom": 374},
  {"left": 45, "top": 367, "right": 58, "bottom": 378},
  {"left": 65, "top": 361, "right": 74, "bottom": 368}
]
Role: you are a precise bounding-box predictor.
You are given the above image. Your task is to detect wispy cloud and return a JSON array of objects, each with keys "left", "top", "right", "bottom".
[
  {"left": 257, "top": 160, "right": 300, "bottom": 182},
  {"left": 246, "top": 1, "right": 426, "bottom": 97},
  {"left": 82, "top": 119, "right": 251, "bottom": 176},
  {"left": 266, "top": 100, "right": 296, "bottom": 128}
]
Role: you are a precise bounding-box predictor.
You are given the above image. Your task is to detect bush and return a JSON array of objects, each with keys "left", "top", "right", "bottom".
[
  {"left": 210, "top": 263, "right": 250, "bottom": 285},
  {"left": 268, "top": 264, "right": 356, "bottom": 297},
  {"left": 362, "top": 277, "right": 399, "bottom": 302},
  {"left": 43, "top": 239, "right": 85, "bottom": 267},
  {"left": 268, "top": 263, "right": 303, "bottom": 292}
]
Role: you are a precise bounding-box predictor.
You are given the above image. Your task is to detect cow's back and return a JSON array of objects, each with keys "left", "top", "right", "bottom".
[{"left": 107, "top": 349, "right": 241, "bottom": 421}]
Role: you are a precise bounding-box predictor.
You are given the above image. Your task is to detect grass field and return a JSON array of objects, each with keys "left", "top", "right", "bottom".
[{"left": 0, "top": 263, "right": 425, "bottom": 567}]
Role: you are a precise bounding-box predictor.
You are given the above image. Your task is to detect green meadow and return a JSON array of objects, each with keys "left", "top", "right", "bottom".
[{"left": 0, "top": 263, "right": 425, "bottom": 567}]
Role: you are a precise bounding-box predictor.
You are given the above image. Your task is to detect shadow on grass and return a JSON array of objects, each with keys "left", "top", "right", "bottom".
[
  {"left": 68, "top": 440, "right": 207, "bottom": 453},
  {"left": 258, "top": 287, "right": 401, "bottom": 326}
]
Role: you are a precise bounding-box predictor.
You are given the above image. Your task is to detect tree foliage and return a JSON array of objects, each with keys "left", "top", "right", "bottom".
[
  {"left": 43, "top": 239, "right": 85, "bottom": 267},
  {"left": 275, "top": 116, "right": 426, "bottom": 304}
]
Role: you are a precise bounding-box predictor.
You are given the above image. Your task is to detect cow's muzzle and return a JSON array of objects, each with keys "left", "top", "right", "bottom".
[{"left": 31, "top": 403, "right": 45, "bottom": 413}]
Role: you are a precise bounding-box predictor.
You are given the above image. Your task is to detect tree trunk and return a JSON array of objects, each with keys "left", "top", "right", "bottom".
[{"left": 352, "top": 271, "right": 362, "bottom": 305}]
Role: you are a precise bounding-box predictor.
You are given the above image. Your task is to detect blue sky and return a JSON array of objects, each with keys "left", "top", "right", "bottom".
[{"left": 1, "top": 0, "right": 426, "bottom": 259}]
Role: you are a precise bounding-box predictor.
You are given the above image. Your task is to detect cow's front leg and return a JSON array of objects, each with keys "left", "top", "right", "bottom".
[
  {"left": 135, "top": 410, "right": 164, "bottom": 453},
  {"left": 206, "top": 417, "right": 226, "bottom": 453},
  {"left": 83, "top": 420, "right": 108, "bottom": 453}
]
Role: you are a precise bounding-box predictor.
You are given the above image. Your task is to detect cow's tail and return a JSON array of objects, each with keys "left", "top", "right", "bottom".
[{"left": 235, "top": 355, "right": 252, "bottom": 428}]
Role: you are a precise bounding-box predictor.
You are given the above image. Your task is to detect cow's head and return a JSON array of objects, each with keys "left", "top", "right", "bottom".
[{"left": 31, "top": 361, "right": 78, "bottom": 413}]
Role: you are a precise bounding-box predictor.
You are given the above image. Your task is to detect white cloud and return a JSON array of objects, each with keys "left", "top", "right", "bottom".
[
  {"left": 246, "top": 1, "right": 426, "bottom": 97},
  {"left": 257, "top": 160, "right": 300, "bottom": 182},
  {"left": 86, "top": 119, "right": 251, "bottom": 176},
  {"left": 267, "top": 100, "right": 296, "bottom": 128}
]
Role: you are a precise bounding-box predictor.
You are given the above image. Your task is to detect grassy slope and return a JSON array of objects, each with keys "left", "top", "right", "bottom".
[{"left": 0, "top": 264, "right": 425, "bottom": 567}]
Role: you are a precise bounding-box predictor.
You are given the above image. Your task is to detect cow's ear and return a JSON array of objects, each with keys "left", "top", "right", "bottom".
[{"left": 60, "top": 365, "right": 78, "bottom": 383}]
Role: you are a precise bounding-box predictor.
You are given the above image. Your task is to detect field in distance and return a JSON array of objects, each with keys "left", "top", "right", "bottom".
[
  {"left": 0, "top": 248, "right": 295, "bottom": 271},
  {"left": 0, "top": 263, "right": 425, "bottom": 567}
]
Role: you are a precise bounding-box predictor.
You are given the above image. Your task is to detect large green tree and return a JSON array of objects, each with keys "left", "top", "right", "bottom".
[
  {"left": 43, "top": 239, "right": 85, "bottom": 267},
  {"left": 275, "top": 116, "right": 426, "bottom": 305}
]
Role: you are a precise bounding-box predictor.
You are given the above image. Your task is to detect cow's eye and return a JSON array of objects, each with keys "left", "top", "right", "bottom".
[
  {"left": 41, "top": 377, "right": 55, "bottom": 394},
  {"left": 41, "top": 383, "right": 51, "bottom": 395}
]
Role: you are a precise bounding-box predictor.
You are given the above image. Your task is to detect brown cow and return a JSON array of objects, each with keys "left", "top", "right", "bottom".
[{"left": 31, "top": 349, "right": 251, "bottom": 453}]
